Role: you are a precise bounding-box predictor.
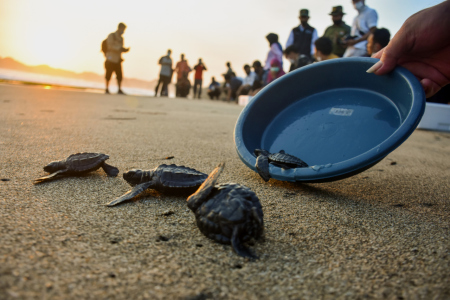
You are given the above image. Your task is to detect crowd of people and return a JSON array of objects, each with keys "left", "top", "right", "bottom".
[
  {"left": 213, "top": 1, "right": 391, "bottom": 102},
  {"left": 103, "top": 0, "right": 450, "bottom": 102},
  {"left": 153, "top": 52, "right": 208, "bottom": 98}
]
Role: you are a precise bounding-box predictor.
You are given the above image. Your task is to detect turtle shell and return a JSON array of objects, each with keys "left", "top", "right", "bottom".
[
  {"left": 268, "top": 152, "right": 308, "bottom": 168},
  {"left": 65, "top": 152, "right": 109, "bottom": 173},
  {"left": 194, "top": 183, "right": 264, "bottom": 244},
  {"left": 154, "top": 164, "right": 208, "bottom": 189}
]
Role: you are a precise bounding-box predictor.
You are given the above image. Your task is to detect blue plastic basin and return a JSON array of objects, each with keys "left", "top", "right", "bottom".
[{"left": 234, "top": 57, "right": 426, "bottom": 182}]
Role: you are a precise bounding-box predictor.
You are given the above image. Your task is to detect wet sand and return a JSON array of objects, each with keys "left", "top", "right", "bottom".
[{"left": 1, "top": 84, "right": 449, "bottom": 299}]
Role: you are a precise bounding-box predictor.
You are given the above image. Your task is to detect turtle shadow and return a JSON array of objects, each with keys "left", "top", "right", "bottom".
[
  {"left": 268, "top": 179, "right": 365, "bottom": 207},
  {"left": 33, "top": 172, "right": 118, "bottom": 185},
  {"left": 106, "top": 187, "right": 197, "bottom": 207}
]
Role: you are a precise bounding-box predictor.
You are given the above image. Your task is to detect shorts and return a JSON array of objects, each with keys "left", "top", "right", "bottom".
[{"left": 105, "top": 60, "right": 123, "bottom": 81}]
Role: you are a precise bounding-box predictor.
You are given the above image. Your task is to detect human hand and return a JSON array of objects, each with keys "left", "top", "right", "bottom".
[{"left": 367, "top": 1, "right": 450, "bottom": 97}]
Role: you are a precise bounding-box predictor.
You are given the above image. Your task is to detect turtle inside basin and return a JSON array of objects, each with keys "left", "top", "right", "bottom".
[{"left": 234, "top": 57, "right": 425, "bottom": 183}]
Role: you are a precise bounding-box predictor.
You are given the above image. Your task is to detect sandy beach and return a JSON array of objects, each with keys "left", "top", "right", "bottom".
[{"left": 0, "top": 84, "right": 449, "bottom": 299}]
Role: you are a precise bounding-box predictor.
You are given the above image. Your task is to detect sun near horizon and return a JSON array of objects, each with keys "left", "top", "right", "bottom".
[{"left": 0, "top": 0, "right": 444, "bottom": 83}]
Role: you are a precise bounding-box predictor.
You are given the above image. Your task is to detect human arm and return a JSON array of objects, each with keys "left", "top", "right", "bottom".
[
  {"left": 310, "top": 28, "right": 319, "bottom": 55},
  {"left": 108, "top": 33, "right": 129, "bottom": 53},
  {"left": 173, "top": 62, "right": 180, "bottom": 73},
  {"left": 345, "top": 27, "right": 376, "bottom": 46},
  {"left": 368, "top": 1, "right": 450, "bottom": 97},
  {"left": 285, "top": 30, "right": 294, "bottom": 48},
  {"left": 344, "top": 9, "right": 378, "bottom": 46}
]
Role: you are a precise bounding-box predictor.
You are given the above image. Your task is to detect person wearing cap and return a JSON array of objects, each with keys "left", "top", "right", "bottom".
[
  {"left": 285, "top": 9, "right": 318, "bottom": 71},
  {"left": 323, "top": 6, "right": 351, "bottom": 57},
  {"left": 342, "top": 0, "right": 378, "bottom": 57}
]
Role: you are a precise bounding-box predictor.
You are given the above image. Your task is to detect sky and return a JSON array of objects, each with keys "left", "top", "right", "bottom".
[{"left": 0, "top": 0, "right": 444, "bottom": 83}]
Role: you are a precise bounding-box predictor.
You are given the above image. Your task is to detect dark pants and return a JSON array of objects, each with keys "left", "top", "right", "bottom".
[
  {"left": 193, "top": 79, "right": 203, "bottom": 98},
  {"left": 208, "top": 89, "right": 221, "bottom": 100},
  {"left": 155, "top": 75, "right": 171, "bottom": 97},
  {"left": 105, "top": 61, "right": 123, "bottom": 81}
]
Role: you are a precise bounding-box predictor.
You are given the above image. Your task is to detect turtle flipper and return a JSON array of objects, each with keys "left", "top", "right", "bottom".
[
  {"left": 231, "top": 226, "right": 258, "bottom": 259},
  {"left": 101, "top": 162, "right": 119, "bottom": 177},
  {"left": 106, "top": 181, "right": 154, "bottom": 206},
  {"left": 255, "top": 155, "right": 270, "bottom": 182},
  {"left": 33, "top": 169, "right": 68, "bottom": 184},
  {"left": 187, "top": 162, "right": 225, "bottom": 211}
]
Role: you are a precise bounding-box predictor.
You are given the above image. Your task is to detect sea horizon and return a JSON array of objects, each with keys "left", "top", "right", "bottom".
[{"left": 0, "top": 68, "right": 161, "bottom": 96}]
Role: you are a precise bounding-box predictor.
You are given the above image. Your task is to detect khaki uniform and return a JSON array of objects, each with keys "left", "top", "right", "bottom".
[{"left": 323, "top": 23, "right": 351, "bottom": 57}]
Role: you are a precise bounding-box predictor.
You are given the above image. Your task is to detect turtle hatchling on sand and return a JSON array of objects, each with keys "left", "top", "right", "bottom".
[
  {"left": 254, "top": 149, "right": 309, "bottom": 182},
  {"left": 187, "top": 163, "right": 264, "bottom": 259},
  {"left": 34, "top": 152, "right": 119, "bottom": 184},
  {"left": 106, "top": 164, "right": 207, "bottom": 206}
]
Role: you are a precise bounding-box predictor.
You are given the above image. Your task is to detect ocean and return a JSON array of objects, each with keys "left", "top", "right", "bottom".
[{"left": 0, "top": 68, "right": 160, "bottom": 96}]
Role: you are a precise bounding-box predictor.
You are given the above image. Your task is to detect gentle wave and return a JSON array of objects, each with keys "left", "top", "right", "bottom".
[{"left": 0, "top": 68, "right": 159, "bottom": 96}]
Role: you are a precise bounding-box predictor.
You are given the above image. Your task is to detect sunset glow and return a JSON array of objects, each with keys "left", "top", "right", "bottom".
[{"left": 0, "top": 0, "right": 444, "bottom": 82}]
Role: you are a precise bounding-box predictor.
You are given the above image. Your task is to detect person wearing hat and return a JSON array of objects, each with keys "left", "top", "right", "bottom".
[
  {"left": 323, "top": 6, "right": 351, "bottom": 57},
  {"left": 285, "top": 9, "right": 318, "bottom": 71},
  {"left": 342, "top": 0, "right": 378, "bottom": 57}
]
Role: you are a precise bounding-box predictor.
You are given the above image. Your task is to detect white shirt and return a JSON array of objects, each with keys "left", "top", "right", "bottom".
[
  {"left": 242, "top": 71, "right": 257, "bottom": 86},
  {"left": 351, "top": 5, "right": 378, "bottom": 50},
  {"left": 285, "top": 25, "right": 318, "bottom": 56}
]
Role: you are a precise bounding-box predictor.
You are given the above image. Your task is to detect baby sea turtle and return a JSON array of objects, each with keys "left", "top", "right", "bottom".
[
  {"left": 187, "top": 163, "right": 264, "bottom": 259},
  {"left": 106, "top": 164, "right": 207, "bottom": 206},
  {"left": 254, "top": 149, "right": 308, "bottom": 182},
  {"left": 34, "top": 152, "right": 119, "bottom": 184}
]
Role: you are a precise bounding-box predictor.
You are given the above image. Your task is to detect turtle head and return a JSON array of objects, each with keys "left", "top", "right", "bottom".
[
  {"left": 123, "top": 169, "right": 152, "bottom": 185},
  {"left": 43, "top": 161, "right": 63, "bottom": 173},
  {"left": 254, "top": 149, "right": 270, "bottom": 157}
]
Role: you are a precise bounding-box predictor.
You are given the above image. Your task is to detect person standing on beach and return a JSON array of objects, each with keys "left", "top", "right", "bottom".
[
  {"left": 104, "top": 23, "right": 130, "bottom": 95},
  {"left": 285, "top": 9, "right": 318, "bottom": 71},
  {"left": 192, "top": 58, "right": 207, "bottom": 99},
  {"left": 174, "top": 54, "right": 191, "bottom": 97},
  {"left": 221, "top": 62, "right": 234, "bottom": 98},
  {"left": 342, "top": 0, "right": 378, "bottom": 57},
  {"left": 323, "top": 6, "right": 351, "bottom": 57},
  {"left": 265, "top": 33, "right": 284, "bottom": 72},
  {"left": 155, "top": 49, "right": 173, "bottom": 97}
]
